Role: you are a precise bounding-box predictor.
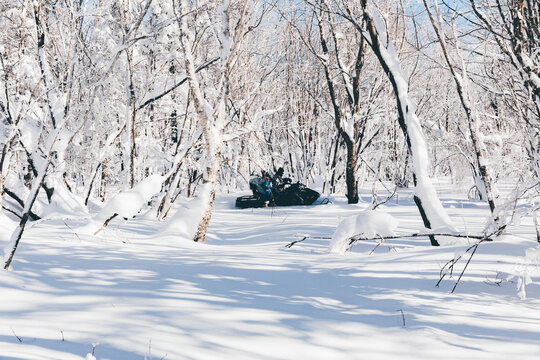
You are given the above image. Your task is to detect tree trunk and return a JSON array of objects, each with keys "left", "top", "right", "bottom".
[
  {"left": 356, "top": 1, "right": 455, "bottom": 244},
  {"left": 345, "top": 139, "right": 359, "bottom": 204},
  {"left": 4, "top": 162, "right": 50, "bottom": 269},
  {"left": 316, "top": 14, "right": 359, "bottom": 204},
  {"left": 125, "top": 49, "right": 137, "bottom": 189},
  {"left": 176, "top": 0, "right": 226, "bottom": 243}
]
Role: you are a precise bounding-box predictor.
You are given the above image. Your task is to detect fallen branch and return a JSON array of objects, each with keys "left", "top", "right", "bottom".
[
  {"left": 287, "top": 226, "right": 506, "bottom": 293},
  {"left": 347, "top": 232, "right": 493, "bottom": 249},
  {"left": 64, "top": 221, "right": 82, "bottom": 241},
  {"left": 285, "top": 231, "right": 497, "bottom": 250},
  {"left": 11, "top": 328, "right": 21, "bottom": 342}
]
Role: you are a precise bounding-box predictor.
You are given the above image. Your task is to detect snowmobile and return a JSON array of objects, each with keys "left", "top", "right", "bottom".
[{"left": 235, "top": 176, "right": 320, "bottom": 208}]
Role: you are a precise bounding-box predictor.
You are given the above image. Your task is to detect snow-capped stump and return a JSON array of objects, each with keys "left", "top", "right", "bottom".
[{"left": 329, "top": 211, "right": 398, "bottom": 254}]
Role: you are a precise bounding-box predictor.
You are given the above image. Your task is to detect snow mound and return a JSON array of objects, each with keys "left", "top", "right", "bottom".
[
  {"left": 161, "top": 183, "right": 212, "bottom": 241},
  {"left": 95, "top": 175, "right": 163, "bottom": 221},
  {"left": 41, "top": 184, "right": 89, "bottom": 219},
  {"left": 329, "top": 211, "right": 398, "bottom": 254}
]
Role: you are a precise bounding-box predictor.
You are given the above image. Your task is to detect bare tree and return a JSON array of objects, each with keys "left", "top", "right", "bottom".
[
  {"left": 3, "top": 0, "right": 155, "bottom": 268},
  {"left": 174, "top": 0, "right": 266, "bottom": 242},
  {"left": 339, "top": 0, "right": 456, "bottom": 245},
  {"left": 469, "top": 0, "right": 539, "bottom": 180}
]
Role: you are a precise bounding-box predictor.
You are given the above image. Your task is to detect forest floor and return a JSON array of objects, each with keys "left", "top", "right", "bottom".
[{"left": 1, "top": 181, "right": 539, "bottom": 359}]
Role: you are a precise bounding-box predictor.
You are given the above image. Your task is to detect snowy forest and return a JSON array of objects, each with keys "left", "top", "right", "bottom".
[{"left": 1, "top": 0, "right": 540, "bottom": 359}]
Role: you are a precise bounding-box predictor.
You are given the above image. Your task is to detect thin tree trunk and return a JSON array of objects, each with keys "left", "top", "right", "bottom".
[
  {"left": 175, "top": 0, "right": 225, "bottom": 243},
  {"left": 345, "top": 139, "right": 359, "bottom": 203},
  {"left": 125, "top": 49, "right": 137, "bottom": 189},
  {"left": 85, "top": 163, "right": 102, "bottom": 206},
  {"left": 353, "top": 1, "right": 455, "bottom": 245},
  {"left": 4, "top": 162, "right": 50, "bottom": 269},
  {"left": 534, "top": 208, "right": 540, "bottom": 243},
  {"left": 316, "top": 14, "right": 358, "bottom": 203},
  {"left": 100, "top": 159, "right": 107, "bottom": 202}
]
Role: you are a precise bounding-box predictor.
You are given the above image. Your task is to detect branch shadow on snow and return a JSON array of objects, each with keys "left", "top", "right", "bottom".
[{"left": 1, "top": 195, "right": 539, "bottom": 359}]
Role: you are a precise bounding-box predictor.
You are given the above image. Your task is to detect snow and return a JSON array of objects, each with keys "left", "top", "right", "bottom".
[
  {"left": 1, "top": 182, "right": 539, "bottom": 359},
  {"left": 162, "top": 183, "right": 212, "bottom": 240},
  {"left": 329, "top": 211, "right": 398, "bottom": 253},
  {"left": 41, "top": 184, "right": 89, "bottom": 219},
  {"left": 94, "top": 175, "right": 163, "bottom": 221},
  {"left": 19, "top": 117, "right": 42, "bottom": 152}
]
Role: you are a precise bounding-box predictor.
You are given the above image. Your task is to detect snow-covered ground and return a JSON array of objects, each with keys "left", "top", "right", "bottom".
[{"left": 1, "top": 183, "right": 539, "bottom": 359}]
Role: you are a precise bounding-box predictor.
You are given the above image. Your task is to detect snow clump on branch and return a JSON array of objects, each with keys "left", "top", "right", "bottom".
[
  {"left": 329, "top": 211, "right": 398, "bottom": 254},
  {"left": 94, "top": 175, "right": 163, "bottom": 221}
]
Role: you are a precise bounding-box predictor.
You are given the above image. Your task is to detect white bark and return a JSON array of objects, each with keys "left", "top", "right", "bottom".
[{"left": 176, "top": 0, "right": 225, "bottom": 243}]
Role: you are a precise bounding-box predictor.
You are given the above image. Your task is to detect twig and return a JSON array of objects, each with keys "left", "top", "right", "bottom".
[
  {"left": 437, "top": 229, "right": 500, "bottom": 292},
  {"left": 484, "top": 277, "right": 504, "bottom": 287},
  {"left": 11, "top": 328, "right": 22, "bottom": 342},
  {"left": 372, "top": 186, "right": 398, "bottom": 210},
  {"left": 436, "top": 273, "right": 447, "bottom": 287},
  {"left": 397, "top": 309, "right": 406, "bottom": 326},
  {"left": 368, "top": 242, "right": 381, "bottom": 255},
  {"left": 285, "top": 236, "right": 331, "bottom": 248},
  {"left": 64, "top": 221, "right": 81, "bottom": 241},
  {"left": 451, "top": 240, "right": 484, "bottom": 293},
  {"left": 285, "top": 236, "right": 307, "bottom": 248},
  {"left": 436, "top": 250, "right": 466, "bottom": 287},
  {"left": 368, "top": 235, "right": 386, "bottom": 255}
]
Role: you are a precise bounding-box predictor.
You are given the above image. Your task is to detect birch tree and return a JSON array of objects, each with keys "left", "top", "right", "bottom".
[{"left": 174, "top": 0, "right": 267, "bottom": 242}]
